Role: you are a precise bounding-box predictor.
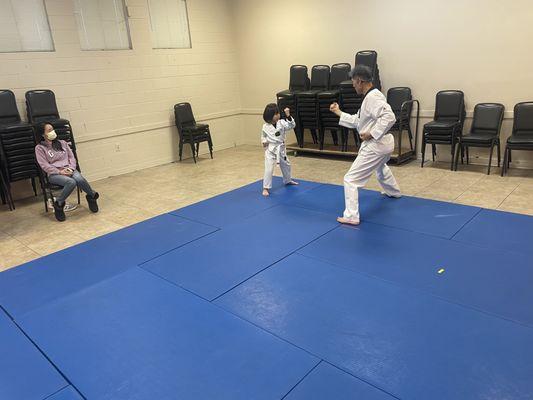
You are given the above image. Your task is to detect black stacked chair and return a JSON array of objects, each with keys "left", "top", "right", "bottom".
[
  {"left": 26, "top": 90, "right": 81, "bottom": 211},
  {"left": 502, "top": 102, "right": 533, "bottom": 176},
  {"left": 174, "top": 102, "right": 213, "bottom": 163},
  {"left": 276, "top": 65, "right": 309, "bottom": 147},
  {"left": 296, "top": 65, "right": 330, "bottom": 147},
  {"left": 317, "top": 63, "right": 351, "bottom": 150},
  {"left": 421, "top": 90, "right": 466, "bottom": 170},
  {"left": 0, "top": 90, "right": 40, "bottom": 210},
  {"left": 354, "top": 50, "right": 381, "bottom": 90},
  {"left": 338, "top": 51, "right": 382, "bottom": 150},
  {"left": 387, "top": 87, "right": 417, "bottom": 161},
  {"left": 454, "top": 103, "right": 504, "bottom": 175}
]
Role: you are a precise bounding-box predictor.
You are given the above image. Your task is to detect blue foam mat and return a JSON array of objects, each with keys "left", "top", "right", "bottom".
[
  {"left": 0, "top": 309, "right": 66, "bottom": 400},
  {"left": 285, "top": 362, "right": 396, "bottom": 400},
  {"left": 46, "top": 386, "right": 83, "bottom": 400},
  {"left": 0, "top": 214, "right": 216, "bottom": 318},
  {"left": 216, "top": 254, "right": 533, "bottom": 400},
  {"left": 299, "top": 223, "right": 533, "bottom": 326},
  {"left": 453, "top": 208, "right": 533, "bottom": 256},
  {"left": 170, "top": 177, "right": 321, "bottom": 228},
  {"left": 283, "top": 183, "right": 481, "bottom": 238},
  {"left": 143, "top": 204, "right": 338, "bottom": 300},
  {"left": 18, "top": 268, "right": 318, "bottom": 400}
]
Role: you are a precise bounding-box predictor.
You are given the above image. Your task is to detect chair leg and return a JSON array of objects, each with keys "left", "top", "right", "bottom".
[
  {"left": 31, "top": 178, "right": 37, "bottom": 196},
  {"left": 77, "top": 187, "right": 81, "bottom": 205},
  {"left": 179, "top": 138, "right": 184, "bottom": 161},
  {"left": 497, "top": 141, "right": 501, "bottom": 167},
  {"left": 466, "top": 146, "right": 470, "bottom": 165},
  {"left": 450, "top": 142, "right": 456, "bottom": 171},
  {"left": 196, "top": 142, "right": 200, "bottom": 157},
  {"left": 501, "top": 147, "right": 508, "bottom": 176},
  {"left": 509, "top": 149, "right": 512, "bottom": 163},
  {"left": 431, "top": 144, "right": 436, "bottom": 161},
  {"left": 318, "top": 128, "right": 325, "bottom": 150},
  {"left": 310, "top": 129, "right": 318, "bottom": 144},
  {"left": 332, "top": 130, "right": 339, "bottom": 146},
  {"left": 189, "top": 141, "right": 196, "bottom": 163},
  {"left": 208, "top": 135, "right": 213, "bottom": 159},
  {"left": 487, "top": 142, "right": 495, "bottom": 175},
  {"left": 421, "top": 138, "right": 426, "bottom": 168},
  {"left": 454, "top": 143, "right": 461, "bottom": 171}
]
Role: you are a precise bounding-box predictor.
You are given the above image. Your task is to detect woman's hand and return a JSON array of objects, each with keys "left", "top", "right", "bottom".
[{"left": 59, "top": 168, "right": 73, "bottom": 176}]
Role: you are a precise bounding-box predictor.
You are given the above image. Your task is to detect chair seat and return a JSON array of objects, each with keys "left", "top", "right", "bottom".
[
  {"left": 0, "top": 122, "right": 33, "bottom": 133},
  {"left": 424, "top": 120, "right": 459, "bottom": 131},
  {"left": 182, "top": 124, "right": 209, "bottom": 133},
  {"left": 461, "top": 133, "right": 497, "bottom": 143},
  {"left": 297, "top": 90, "right": 321, "bottom": 98},
  {"left": 317, "top": 90, "right": 340, "bottom": 98},
  {"left": 507, "top": 134, "right": 533, "bottom": 145}
]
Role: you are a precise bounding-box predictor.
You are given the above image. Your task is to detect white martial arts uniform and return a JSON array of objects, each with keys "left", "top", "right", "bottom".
[
  {"left": 262, "top": 117, "right": 296, "bottom": 189},
  {"left": 339, "top": 87, "right": 401, "bottom": 222}
]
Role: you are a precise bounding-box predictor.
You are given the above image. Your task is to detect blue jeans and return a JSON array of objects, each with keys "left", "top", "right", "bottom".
[{"left": 48, "top": 170, "right": 95, "bottom": 204}]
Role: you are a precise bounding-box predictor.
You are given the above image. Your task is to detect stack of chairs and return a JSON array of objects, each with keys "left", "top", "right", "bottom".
[
  {"left": 339, "top": 50, "right": 382, "bottom": 150},
  {"left": 25, "top": 89, "right": 81, "bottom": 211},
  {"left": 0, "top": 90, "right": 40, "bottom": 210},
  {"left": 317, "top": 63, "right": 351, "bottom": 150},
  {"left": 296, "top": 65, "right": 330, "bottom": 147},
  {"left": 387, "top": 87, "right": 415, "bottom": 159},
  {"left": 276, "top": 65, "right": 309, "bottom": 147}
]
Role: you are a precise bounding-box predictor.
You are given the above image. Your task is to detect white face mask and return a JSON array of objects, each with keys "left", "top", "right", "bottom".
[{"left": 45, "top": 130, "right": 57, "bottom": 141}]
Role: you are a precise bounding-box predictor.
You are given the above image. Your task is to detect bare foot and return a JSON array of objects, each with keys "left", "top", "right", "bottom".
[
  {"left": 381, "top": 191, "right": 402, "bottom": 199},
  {"left": 262, "top": 189, "right": 270, "bottom": 196},
  {"left": 337, "top": 217, "right": 360, "bottom": 226},
  {"left": 286, "top": 180, "right": 299, "bottom": 185}
]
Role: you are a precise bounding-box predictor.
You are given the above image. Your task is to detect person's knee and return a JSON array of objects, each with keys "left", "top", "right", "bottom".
[{"left": 64, "top": 177, "right": 77, "bottom": 188}]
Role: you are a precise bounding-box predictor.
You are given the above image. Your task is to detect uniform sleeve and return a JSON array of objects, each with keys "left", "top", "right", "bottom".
[
  {"left": 64, "top": 142, "right": 77, "bottom": 170},
  {"left": 278, "top": 116, "right": 296, "bottom": 132},
  {"left": 35, "top": 145, "right": 60, "bottom": 175},
  {"left": 369, "top": 97, "right": 396, "bottom": 140},
  {"left": 261, "top": 129, "right": 268, "bottom": 144},
  {"left": 339, "top": 111, "right": 360, "bottom": 130}
]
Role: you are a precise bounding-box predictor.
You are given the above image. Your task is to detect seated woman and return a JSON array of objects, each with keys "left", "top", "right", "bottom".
[{"left": 35, "top": 122, "right": 99, "bottom": 222}]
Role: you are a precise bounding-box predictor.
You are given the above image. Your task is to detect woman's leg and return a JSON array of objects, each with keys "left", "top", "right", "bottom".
[
  {"left": 48, "top": 174, "right": 77, "bottom": 204},
  {"left": 70, "top": 170, "right": 96, "bottom": 196}
]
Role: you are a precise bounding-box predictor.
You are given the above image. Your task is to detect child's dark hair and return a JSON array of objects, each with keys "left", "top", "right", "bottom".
[
  {"left": 39, "top": 121, "right": 63, "bottom": 152},
  {"left": 263, "top": 103, "right": 280, "bottom": 123}
]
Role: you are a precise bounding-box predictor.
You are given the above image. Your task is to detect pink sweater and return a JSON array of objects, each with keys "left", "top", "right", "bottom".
[{"left": 35, "top": 140, "right": 77, "bottom": 176}]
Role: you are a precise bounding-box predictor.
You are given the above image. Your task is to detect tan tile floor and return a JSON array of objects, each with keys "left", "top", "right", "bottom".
[{"left": 1, "top": 144, "right": 532, "bottom": 271}]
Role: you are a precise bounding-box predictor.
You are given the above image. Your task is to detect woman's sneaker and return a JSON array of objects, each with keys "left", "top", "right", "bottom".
[
  {"left": 86, "top": 192, "right": 99, "bottom": 213},
  {"left": 48, "top": 197, "right": 77, "bottom": 212}
]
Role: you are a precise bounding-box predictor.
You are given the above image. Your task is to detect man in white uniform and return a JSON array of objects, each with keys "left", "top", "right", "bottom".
[{"left": 330, "top": 65, "right": 401, "bottom": 225}]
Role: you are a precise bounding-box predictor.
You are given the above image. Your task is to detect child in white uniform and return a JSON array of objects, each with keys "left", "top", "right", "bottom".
[{"left": 261, "top": 103, "right": 298, "bottom": 196}]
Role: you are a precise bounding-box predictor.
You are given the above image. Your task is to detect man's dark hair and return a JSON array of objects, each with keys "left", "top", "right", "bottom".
[
  {"left": 263, "top": 103, "right": 280, "bottom": 123},
  {"left": 349, "top": 64, "right": 373, "bottom": 83}
]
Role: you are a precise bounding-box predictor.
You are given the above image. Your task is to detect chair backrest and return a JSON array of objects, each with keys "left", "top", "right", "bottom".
[
  {"left": 289, "top": 65, "right": 310, "bottom": 91},
  {"left": 355, "top": 50, "right": 377, "bottom": 71},
  {"left": 330, "top": 63, "right": 351, "bottom": 90},
  {"left": 387, "top": 87, "right": 412, "bottom": 116},
  {"left": 25, "top": 90, "right": 60, "bottom": 124},
  {"left": 309, "top": 65, "right": 330, "bottom": 91},
  {"left": 174, "top": 103, "right": 196, "bottom": 130},
  {"left": 470, "top": 103, "right": 504, "bottom": 136},
  {"left": 434, "top": 90, "right": 465, "bottom": 122},
  {"left": 512, "top": 102, "right": 533, "bottom": 136},
  {"left": 0, "top": 90, "right": 22, "bottom": 125},
  {"left": 354, "top": 50, "right": 381, "bottom": 89}
]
